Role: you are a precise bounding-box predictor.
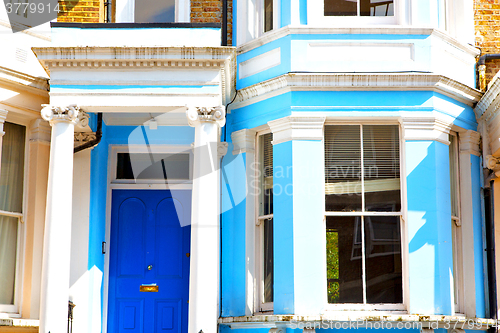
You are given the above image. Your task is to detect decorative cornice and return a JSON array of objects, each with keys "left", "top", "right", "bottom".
[
  {"left": 186, "top": 105, "right": 226, "bottom": 127},
  {"left": 29, "top": 118, "right": 51, "bottom": 144},
  {"left": 0, "top": 109, "right": 7, "bottom": 137},
  {"left": 475, "top": 75, "right": 500, "bottom": 122},
  {"left": 268, "top": 116, "right": 326, "bottom": 145},
  {"left": 41, "top": 105, "right": 89, "bottom": 126},
  {"left": 237, "top": 26, "right": 480, "bottom": 57},
  {"left": 402, "top": 116, "right": 453, "bottom": 145},
  {"left": 218, "top": 142, "right": 229, "bottom": 159},
  {"left": 231, "top": 129, "right": 257, "bottom": 155},
  {"left": 0, "top": 66, "right": 49, "bottom": 94},
  {"left": 459, "top": 130, "right": 481, "bottom": 156},
  {"left": 230, "top": 73, "right": 482, "bottom": 110}
]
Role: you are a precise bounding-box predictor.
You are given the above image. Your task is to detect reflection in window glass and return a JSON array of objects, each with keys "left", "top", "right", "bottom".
[
  {"left": 135, "top": 0, "right": 175, "bottom": 23},
  {"left": 264, "top": 0, "right": 273, "bottom": 32},
  {"left": 263, "top": 218, "right": 273, "bottom": 303},
  {"left": 116, "top": 153, "right": 190, "bottom": 180},
  {"left": 324, "top": 0, "right": 394, "bottom": 17},
  {"left": 326, "top": 216, "right": 363, "bottom": 303}
]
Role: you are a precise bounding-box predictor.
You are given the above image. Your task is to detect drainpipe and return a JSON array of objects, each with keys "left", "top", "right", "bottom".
[
  {"left": 74, "top": 113, "right": 102, "bottom": 154},
  {"left": 222, "top": 0, "right": 227, "bottom": 46},
  {"left": 478, "top": 54, "right": 500, "bottom": 91},
  {"left": 105, "top": 0, "right": 112, "bottom": 22}
]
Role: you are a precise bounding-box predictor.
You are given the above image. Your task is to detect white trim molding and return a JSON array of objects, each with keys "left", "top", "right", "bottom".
[
  {"left": 268, "top": 116, "right": 326, "bottom": 145},
  {"left": 230, "top": 73, "right": 482, "bottom": 110},
  {"left": 0, "top": 109, "right": 8, "bottom": 137},
  {"left": 231, "top": 129, "right": 257, "bottom": 155},
  {"left": 402, "top": 116, "right": 454, "bottom": 145},
  {"left": 459, "top": 130, "right": 481, "bottom": 157}
]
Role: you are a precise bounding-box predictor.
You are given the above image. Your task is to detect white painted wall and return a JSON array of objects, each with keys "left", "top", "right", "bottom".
[{"left": 69, "top": 149, "right": 91, "bottom": 333}]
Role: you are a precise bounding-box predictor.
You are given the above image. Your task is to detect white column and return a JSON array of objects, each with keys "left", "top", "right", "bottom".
[
  {"left": 39, "top": 105, "right": 86, "bottom": 333},
  {"left": 0, "top": 109, "right": 8, "bottom": 174},
  {"left": 186, "top": 106, "right": 225, "bottom": 333}
]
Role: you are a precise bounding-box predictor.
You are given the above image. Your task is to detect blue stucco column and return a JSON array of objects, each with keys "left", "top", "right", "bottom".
[
  {"left": 269, "top": 116, "right": 326, "bottom": 315},
  {"left": 404, "top": 118, "right": 453, "bottom": 315},
  {"left": 458, "top": 130, "right": 484, "bottom": 318}
]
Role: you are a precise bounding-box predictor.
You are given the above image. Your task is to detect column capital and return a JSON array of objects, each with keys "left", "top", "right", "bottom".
[
  {"left": 459, "top": 130, "right": 481, "bottom": 156},
  {"left": 231, "top": 129, "right": 256, "bottom": 155},
  {"left": 186, "top": 105, "right": 226, "bottom": 127},
  {"left": 268, "top": 116, "right": 326, "bottom": 145},
  {"left": 401, "top": 116, "right": 453, "bottom": 145},
  {"left": 41, "top": 105, "right": 89, "bottom": 127}
]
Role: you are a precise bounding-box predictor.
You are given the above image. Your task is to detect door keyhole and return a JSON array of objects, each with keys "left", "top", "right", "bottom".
[{"left": 147, "top": 265, "right": 153, "bottom": 271}]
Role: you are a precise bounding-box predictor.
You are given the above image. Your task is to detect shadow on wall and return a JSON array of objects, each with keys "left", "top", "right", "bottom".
[{"left": 406, "top": 140, "right": 453, "bottom": 316}]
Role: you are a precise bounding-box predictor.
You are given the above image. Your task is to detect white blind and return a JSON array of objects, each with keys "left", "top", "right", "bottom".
[{"left": 325, "top": 125, "right": 400, "bottom": 195}]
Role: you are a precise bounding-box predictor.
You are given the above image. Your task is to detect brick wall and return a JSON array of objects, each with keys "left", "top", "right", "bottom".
[
  {"left": 57, "top": 0, "right": 104, "bottom": 23},
  {"left": 475, "top": 0, "right": 500, "bottom": 86},
  {"left": 191, "top": 0, "right": 232, "bottom": 45}
]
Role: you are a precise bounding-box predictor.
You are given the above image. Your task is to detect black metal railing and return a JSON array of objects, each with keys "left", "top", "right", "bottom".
[{"left": 68, "top": 301, "right": 75, "bottom": 333}]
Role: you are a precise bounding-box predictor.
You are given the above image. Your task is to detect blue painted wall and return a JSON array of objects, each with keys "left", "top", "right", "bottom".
[{"left": 406, "top": 140, "right": 453, "bottom": 315}]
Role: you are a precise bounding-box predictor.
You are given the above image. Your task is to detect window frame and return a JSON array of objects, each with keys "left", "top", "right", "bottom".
[
  {"left": 254, "top": 128, "right": 274, "bottom": 313},
  {"left": 308, "top": 0, "right": 404, "bottom": 27},
  {"left": 0, "top": 118, "right": 29, "bottom": 315},
  {"left": 257, "top": 0, "right": 280, "bottom": 37},
  {"left": 114, "top": 0, "right": 190, "bottom": 23},
  {"left": 449, "top": 131, "right": 464, "bottom": 314},
  {"left": 323, "top": 121, "right": 406, "bottom": 311}
]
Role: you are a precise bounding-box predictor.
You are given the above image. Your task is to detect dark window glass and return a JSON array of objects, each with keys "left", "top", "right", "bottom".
[
  {"left": 326, "top": 216, "right": 363, "bottom": 303},
  {"left": 364, "top": 216, "right": 402, "bottom": 303},
  {"left": 263, "top": 218, "right": 274, "bottom": 303},
  {"left": 260, "top": 133, "right": 273, "bottom": 215},
  {"left": 264, "top": 0, "right": 273, "bottom": 32},
  {"left": 324, "top": 0, "right": 357, "bottom": 16},
  {"left": 135, "top": 0, "right": 175, "bottom": 23},
  {"left": 116, "top": 153, "right": 189, "bottom": 180}
]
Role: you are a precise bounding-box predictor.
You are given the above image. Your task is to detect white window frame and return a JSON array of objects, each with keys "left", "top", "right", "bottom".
[
  {"left": 308, "top": 0, "right": 406, "bottom": 26},
  {"left": 0, "top": 118, "right": 29, "bottom": 316},
  {"left": 323, "top": 121, "right": 406, "bottom": 312},
  {"left": 255, "top": 129, "right": 274, "bottom": 313},
  {"left": 257, "top": 0, "right": 280, "bottom": 37},
  {"left": 115, "top": 0, "right": 190, "bottom": 24},
  {"left": 449, "top": 131, "right": 464, "bottom": 315}
]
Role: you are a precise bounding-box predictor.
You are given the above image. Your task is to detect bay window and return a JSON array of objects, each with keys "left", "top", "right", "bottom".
[{"left": 324, "top": 124, "right": 403, "bottom": 306}]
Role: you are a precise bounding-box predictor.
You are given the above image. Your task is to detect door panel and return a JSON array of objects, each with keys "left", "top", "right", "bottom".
[{"left": 109, "top": 190, "right": 191, "bottom": 333}]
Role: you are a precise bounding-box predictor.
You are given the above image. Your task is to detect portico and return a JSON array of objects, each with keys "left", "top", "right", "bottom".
[{"left": 33, "top": 23, "right": 235, "bottom": 333}]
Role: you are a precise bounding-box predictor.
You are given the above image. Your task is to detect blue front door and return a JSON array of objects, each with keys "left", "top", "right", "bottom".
[{"left": 108, "top": 190, "right": 191, "bottom": 333}]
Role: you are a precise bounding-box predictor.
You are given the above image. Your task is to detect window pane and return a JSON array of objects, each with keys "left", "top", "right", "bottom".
[
  {"left": 326, "top": 216, "right": 363, "bottom": 303},
  {"left": 363, "top": 125, "right": 401, "bottom": 212},
  {"left": 360, "top": 0, "right": 394, "bottom": 16},
  {"left": 263, "top": 218, "right": 274, "bottom": 303},
  {"left": 116, "top": 153, "right": 190, "bottom": 180},
  {"left": 364, "top": 216, "right": 402, "bottom": 303},
  {"left": 264, "top": 0, "right": 273, "bottom": 32},
  {"left": 325, "top": 125, "right": 362, "bottom": 212},
  {"left": 135, "top": 0, "right": 175, "bottom": 23},
  {"left": 324, "top": 0, "right": 357, "bottom": 16},
  {"left": 0, "top": 216, "right": 18, "bottom": 304},
  {"left": 260, "top": 133, "right": 273, "bottom": 216},
  {"left": 0, "top": 122, "right": 25, "bottom": 213}
]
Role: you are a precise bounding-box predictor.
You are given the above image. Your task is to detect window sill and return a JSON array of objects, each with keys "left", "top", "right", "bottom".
[{"left": 219, "top": 314, "right": 496, "bottom": 330}]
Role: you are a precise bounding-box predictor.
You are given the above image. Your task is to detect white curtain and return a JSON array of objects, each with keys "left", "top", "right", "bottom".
[{"left": 0, "top": 122, "right": 25, "bottom": 305}]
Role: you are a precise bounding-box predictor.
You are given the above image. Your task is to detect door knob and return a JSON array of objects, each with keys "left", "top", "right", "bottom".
[{"left": 147, "top": 265, "right": 153, "bottom": 271}]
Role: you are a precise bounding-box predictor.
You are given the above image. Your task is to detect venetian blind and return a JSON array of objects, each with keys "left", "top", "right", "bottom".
[
  {"left": 362, "top": 125, "right": 400, "bottom": 193},
  {"left": 262, "top": 133, "right": 273, "bottom": 189},
  {"left": 325, "top": 125, "right": 400, "bottom": 195}
]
